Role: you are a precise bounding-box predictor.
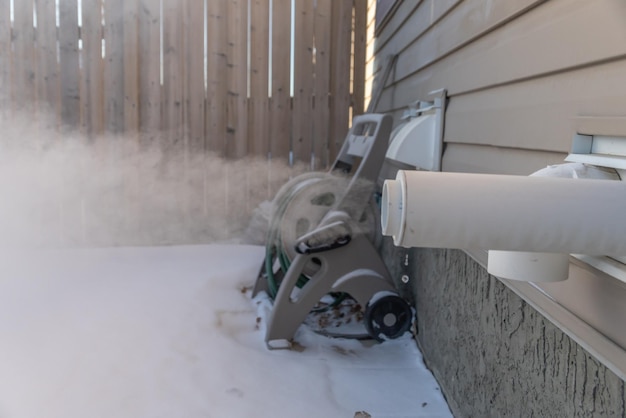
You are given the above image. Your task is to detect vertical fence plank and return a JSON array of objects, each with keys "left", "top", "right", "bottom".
[
  {"left": 269, "top": 0, "right": 292, "bottom": 163},
  {"left": 313, "top": 0, "right": 332, "bottom": 168},
  {"left": 58, "top": 0, "right": 81, "bottom": 243},
  {"left": 58, "top": 0, "right": 80, "bottom": 128},
  {"left": 186, "top": 0, "right": 205, "bottom": 153},
  {"left": 12, "top": 0, "right": 36, "bottom": 110},
  {"left": 122, "top": 0, "right": 140, "bottom": 242},
  {"left": 137, "top": 0, "right": 161, "bottom": 244},
  {"left": 206, "top": 0, "right": 228, "bottom": 156},
  {"left": 352, "top": 0, "right": 367, "bottom": 116},
  {"left": 124, "top": 0, "right": 140, "bottom": 134},
  {"left": 292, "top": 0, "right": 314, "bottom": 165},
  {"left": 35, "top": 0, "right": 59, "bottom": 124},
  {"left": 104, "top": 0, "right": 124, "bottom": 133},
  {"left": 101, "top": 0, "right": 126, "bottom": 244},
  {"left": 206, "top": 0, "right": 229, "bottom": 238},
  {"left": 248, "top": 0, "right": 270, "bottom": 203},
  {"left": 249, "top": 0, "right": 269, "bottom": 157},
  {"left": 81, "top": 0, "right": 104, "bottom": 136},
  {"left": 226, "top": 0, "right": 248, "bottom": 158},
  {"left": 34, "top": 0, "right": 59, "bottom": 244},
  {"left": 160, "top": 0, "right": 186, "bottom": 242},
  {"left": 224, "top": 0, "right": 248, "bottom": 237},
  {"left": 138, "top": 0, "right": 161, "bottom": 139},
  {"left": 185, "top": 0, "right": 206, "bottom": 239},
  {"left": 162, "top": 0, "right": 184, "bottom": 141},
  {"left": 0, "top": 0, "right": 11, "bottom": 116},
  {"left": 329, "top": 0, "right": 353, "bottom": 162}
]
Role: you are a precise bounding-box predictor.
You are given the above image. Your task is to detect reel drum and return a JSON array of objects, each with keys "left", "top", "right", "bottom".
[{"left": 277, "top": 176, "right": 381, "bottom": 277}]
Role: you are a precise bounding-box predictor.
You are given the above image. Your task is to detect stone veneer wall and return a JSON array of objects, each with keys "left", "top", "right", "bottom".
[{"left": 382, "top": 242, "right": 626, "bottom": 417}]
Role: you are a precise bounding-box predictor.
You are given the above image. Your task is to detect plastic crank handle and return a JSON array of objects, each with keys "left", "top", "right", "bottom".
[{"left": 295, "top": 221, "right": 352, "bottom": 255}]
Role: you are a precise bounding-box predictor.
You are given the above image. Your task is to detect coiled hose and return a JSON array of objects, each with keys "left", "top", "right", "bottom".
[{"left": 262, "top": 173, "right": 348, "bottom": 311}]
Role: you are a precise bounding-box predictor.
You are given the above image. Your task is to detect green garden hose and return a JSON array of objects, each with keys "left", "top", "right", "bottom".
[{"left": 262, "top": 174, "right": 347, "bottom": 312}]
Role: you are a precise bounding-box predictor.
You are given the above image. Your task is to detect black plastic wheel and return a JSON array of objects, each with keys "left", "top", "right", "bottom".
[{"left": 364, "top": 294, "right": 412, "bottom": 341}]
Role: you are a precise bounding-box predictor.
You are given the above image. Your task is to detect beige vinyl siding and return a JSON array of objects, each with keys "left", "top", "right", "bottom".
[
  {"left": 375, "top": 0, "right": 626, "bottom": 174},
  {"left": 442, "top": 143, "right": 565, "bottom": 175},
  {"left": 374, "top": 0, "right": 626, "bottom": 384}
]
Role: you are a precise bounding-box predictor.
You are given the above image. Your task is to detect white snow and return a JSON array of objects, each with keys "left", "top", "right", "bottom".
[{"left": 0, "top": 244, "right": 451, "bottom": 418}]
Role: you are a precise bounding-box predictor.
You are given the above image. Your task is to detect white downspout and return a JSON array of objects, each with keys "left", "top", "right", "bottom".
[{"left": 381, "top": 167, "right": 626, "bottom": 282}]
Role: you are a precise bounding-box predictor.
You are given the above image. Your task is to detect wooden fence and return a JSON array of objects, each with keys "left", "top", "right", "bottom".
[
  {"left": 0, "top": 0, "right": 367, "bottom": 167},
  {"left": 0, "top": 0, "right": 368, "bottom": 247}
]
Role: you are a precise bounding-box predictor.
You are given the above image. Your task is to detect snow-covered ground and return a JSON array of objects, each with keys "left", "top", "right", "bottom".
[{"left": 0, "top": 244, "right": 451, "bottom": 418}]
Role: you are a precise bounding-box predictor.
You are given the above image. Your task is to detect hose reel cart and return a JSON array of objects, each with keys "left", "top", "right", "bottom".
[{"left": 253, "top": 113, "right": 413, "bottom": 348}]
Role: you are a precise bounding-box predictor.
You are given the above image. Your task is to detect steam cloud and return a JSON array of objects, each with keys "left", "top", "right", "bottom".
[{"left": 0, "top": 107, "right": 304, "bottom": 249}]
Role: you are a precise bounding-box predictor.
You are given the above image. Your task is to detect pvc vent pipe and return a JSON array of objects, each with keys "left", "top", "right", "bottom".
[
  {"left": 487, "top": 163, "right": 621, "bottom": 281},
  {"left": 381, "top": 170, "right": 626, "bottom": 257}
]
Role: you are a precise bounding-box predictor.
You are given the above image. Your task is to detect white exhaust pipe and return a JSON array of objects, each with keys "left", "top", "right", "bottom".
[{"left": 381, "top": 170, "right": 626, "bottom": 281}]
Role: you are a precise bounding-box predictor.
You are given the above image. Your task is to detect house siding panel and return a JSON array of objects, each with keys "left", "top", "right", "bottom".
[{"left": 374, "top": 0, "right": 626, "bottom": 415}]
